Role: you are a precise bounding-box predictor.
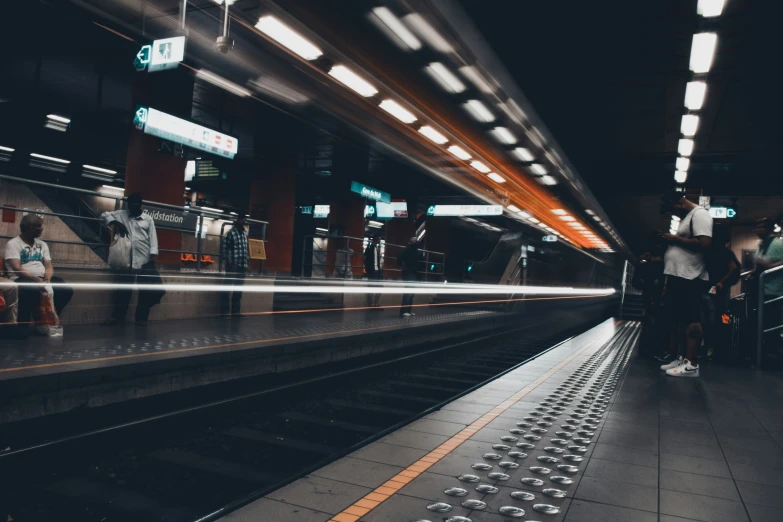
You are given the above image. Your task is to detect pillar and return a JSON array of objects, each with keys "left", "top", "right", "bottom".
[{"left": 384, "top": 219, "right": 415, "bottom": 279}]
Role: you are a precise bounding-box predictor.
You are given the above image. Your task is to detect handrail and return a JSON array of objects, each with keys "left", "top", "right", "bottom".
[
  {"left": 0, "top": 176, "right": 245, "bottom": 271},
  {"left": 755, "top": 264, "right": 783, "bottom": 369}
]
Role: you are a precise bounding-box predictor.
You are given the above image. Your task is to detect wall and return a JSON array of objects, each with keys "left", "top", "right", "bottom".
[{"left": 0, "top": 181, "right": 107, "bottom": 268}]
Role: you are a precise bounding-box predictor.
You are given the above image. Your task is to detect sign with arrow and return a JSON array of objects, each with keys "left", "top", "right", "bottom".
[{"left": 134, "top": 36, "right": 186, "bottom": 73}]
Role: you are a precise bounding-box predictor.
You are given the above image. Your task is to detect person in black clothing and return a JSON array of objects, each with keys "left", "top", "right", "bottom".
[
  {"left": 703, "top": 225, "right": 741, "bottom": 358},
  {"left": 397, "top": 236, "right": 420, "bottom": 317},
  {"left": 636, "top": 233, "right": 667, "bottom": 358},
  {"left": 364, "top": 236, "right": 383, "bottom": 308}
]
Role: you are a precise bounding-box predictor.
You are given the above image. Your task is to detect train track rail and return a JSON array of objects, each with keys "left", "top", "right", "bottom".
[{"left": 0, "top": 318, "right": 605, "bottom": 522}]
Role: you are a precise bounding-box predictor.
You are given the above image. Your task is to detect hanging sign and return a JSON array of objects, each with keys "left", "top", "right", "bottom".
[
  {"left": 134, "top": 106, "right": 238, "bottom": 159},
  {"left": 350, "top": 181, "right": 391, "bottom": 203}
]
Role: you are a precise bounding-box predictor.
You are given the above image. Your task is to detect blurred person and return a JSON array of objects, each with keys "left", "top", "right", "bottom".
[
  {"left": 4, "top": 214, "right": 73, "bottom": 335},
  {"left": 658, "top": 191, "right": 713, "bottom": 378},
  {"left": 220, "top": 211, "right": 249, "bottom": 318},
  {"left": 703, "top": 225, "right": 740, "bottom": 359},
  {"left": 635, "top": 233, "right": 667, "bottom": 358},
  {"left": 753, "top": 217, "right": 783, "bottom": 360},
  {"left": 0, "top": 276, "right": 20, "bottom": 338},
  {"left": 364, "top": 235, "right": 382, "bottom": 308},
  {"left": 100, "top": 193, "right": 163, "bottom": 325},
  {"left": 398, "top": 236, "right": 420, "bottom": 317}
]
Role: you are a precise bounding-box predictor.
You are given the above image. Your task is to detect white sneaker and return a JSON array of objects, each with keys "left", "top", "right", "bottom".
[
  {"left": 666, "top": 359, "right": 699, "bottom": 378},
  {"left": 660, "top": 356, "right": 682, "bottom": 371}
]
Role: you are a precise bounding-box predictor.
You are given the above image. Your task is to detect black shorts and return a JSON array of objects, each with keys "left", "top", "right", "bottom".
[
  {"left": 366, "top": 270, "right": 382, "bottom": 281},
  {"left": 665, "top": 275, "right": 708, "bottom": 326}
]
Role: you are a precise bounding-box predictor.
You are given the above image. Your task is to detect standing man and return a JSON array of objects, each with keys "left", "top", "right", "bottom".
[
  {"left": 397, "top": 236, "right": 420, "bottom": 317},
  {"left": 658, "top": 191, "right": 713, "bottom": 377},
  {"left": 221, "top": 211, "right": 249, "bottom": 318},
  {"left": 101, "top": 193, "right": 162, "bottom": 325},
  {"left": 753, "top": 217, "right": 783, "bottom": 361},
  {"left": 364, "top": 235, "right": 382, "bottom": 308},
  {"left": 4, "top": 214, "right": 73, "bottom": 333}
]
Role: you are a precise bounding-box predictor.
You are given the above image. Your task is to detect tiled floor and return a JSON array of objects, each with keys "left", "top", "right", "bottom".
[{"left": 224, "top": 319, "right": 783, "bottom": 522}]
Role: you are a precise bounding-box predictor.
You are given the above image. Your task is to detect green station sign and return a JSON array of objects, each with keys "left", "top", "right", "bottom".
[{"left": 351, "top": 181, "right": 390, "bottom": 203}]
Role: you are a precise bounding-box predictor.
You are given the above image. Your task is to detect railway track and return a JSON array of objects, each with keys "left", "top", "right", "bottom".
[{"left": 0, "top": 318, "right": 604, "bottom": 522}]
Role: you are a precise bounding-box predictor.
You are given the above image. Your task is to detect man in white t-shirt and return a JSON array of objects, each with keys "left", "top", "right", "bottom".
[
  {"left": 658, "top": 191, "right": 713, "bottom": 378},
  {"left": 3, "top": 214, "right": 73, "bottom": 334}
]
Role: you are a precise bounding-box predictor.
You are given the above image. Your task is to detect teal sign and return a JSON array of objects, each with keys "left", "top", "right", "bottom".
[
  {"left": 351, "top": 181, "right": 390, "bottom": 203},
  {"left": 301, "top": 206, "right": 313, "bottom": 215}
]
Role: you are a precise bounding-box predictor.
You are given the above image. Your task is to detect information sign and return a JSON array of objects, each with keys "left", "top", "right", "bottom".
[
  {"left": 350, "top": 181, "right": 391, "bottom": 203},
  {"left": 426, "top": 205, "right": 503, "bottom": 217},
  {"left": 376, "top": 201, "right": 408, "bottom": 219},
  {"left": 314, "top": 205, "right": 330, "bottom": 218},
  {"left": 148, "top": 36, "right": 186, "bottom": 72},
  {"left": 134, "top": 106, "right": 238, "bottom": 159}
]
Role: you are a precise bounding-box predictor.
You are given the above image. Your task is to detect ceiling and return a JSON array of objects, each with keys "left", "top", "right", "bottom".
[{"left": 459, "top": 0, "right": 775, "bottom": 253}]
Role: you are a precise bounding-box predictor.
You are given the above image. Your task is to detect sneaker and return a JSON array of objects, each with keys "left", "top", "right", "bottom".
[
  {"left": 666, "top": 359, "right": 699, "bottom": 378},
  {"left": 660, "top": 356, "right": 682, "bottom": 371}
]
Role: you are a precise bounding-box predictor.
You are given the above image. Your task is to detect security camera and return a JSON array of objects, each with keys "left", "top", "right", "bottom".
[{"left": 216, "top": 36, "right": 234, "bottom": 54}]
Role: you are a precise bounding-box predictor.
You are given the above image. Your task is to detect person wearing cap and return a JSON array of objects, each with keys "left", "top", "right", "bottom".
[
  {"left": 220, "top": 211, "right": 249, "bottom": 318},
  {"left": 100, "top": 192, "right": 162, "bottom": 325},
  {"left": 397, "top": 236, "right": 420, "bottom": 317},
  {"left": 658, "top": 191, "right": 713, "bottom": 377}
]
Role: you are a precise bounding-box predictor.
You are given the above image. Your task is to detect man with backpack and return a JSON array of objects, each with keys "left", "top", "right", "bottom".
[{"left": 658, "top": 191, "right": 713, "bottom": 378}]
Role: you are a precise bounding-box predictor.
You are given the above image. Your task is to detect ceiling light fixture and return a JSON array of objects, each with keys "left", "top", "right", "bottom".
[
  {"left": 529, "top": 164, "right": 547, "bottom": 175},
  {"left": 329, "top": 65, "right": 378, "bottom": 97},
  {"left": 689, "top": 33, "right": 718, "bottom": 74},
  {"left": 512, "top": 147, "right": 535, "bottom": 162},
  {"left": 402, "top": 14, "right": 453, "bottom": 53},
  {"left": 681, "top": 115, "right": 700, "bottom": 136},
  {"left": 379, "top": 99, "right": 417, "bottom": 123},
  {"left": 539, "top": 176, "right": 558, "bottom": 185},
  {"left": 684, "top": 81, "right": 707, "bottom": 110},
  {"left": 487, "top": 172, "right": 506, "bottom": 183},
  {"left": 84, "top": 165, "right": 118, "bottom": 174},
  {"left": 447, "top": 145, "right": 471, "bottom": 160},
  {"left": 46, "top": 114, "right": 70, "bottom": 124},
  {"left": 697, "top": 0, "right": 726, "bottom": 18},
  {"left": 674, "top": 170, "right": 688, "bottom": 183},
  {"left": 676, "top": 157, "right": 690, "bottom": 171},
  {"left": 463, "top": 100, "right": 495, "bottom": 122},
  {"left": 470, "top": 160, "right": 491, "bottom": 173},
  {"left": 678, "top": 139, "right": 694, "bottom": 157},
  {"left": 459, "top": 65, "right": 494, "bottom": 93},
  {"left": 30, "top": 153, "right": 70, "bottom": 164},
  {"left": 370, "top": 7, "right": 422, "bottom": 51},
  {"left": 425, "top": 62, "right": 466, "bottom": 93},
  {"left": 491, "top": 127, "right": 517, "bottom": 145},
  {"left": 419, "top": 125, "right": 448, "bottom": 144},
  {"left": 196, "top": 69, "right": 252, "bottom": 97},
  {"left": 255, "top": 16, "right": 323, "bottom": 61}
]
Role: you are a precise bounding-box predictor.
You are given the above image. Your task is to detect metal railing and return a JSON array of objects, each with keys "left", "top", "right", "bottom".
[
  {"left": 0, "top": 174, "right": 268, "bottom": 272},
  {"left": 755, "top": 264, "right": 783, "bottom": 369},
  {"left": 301, "top": 234, "right": 446, "bottom": 281}
]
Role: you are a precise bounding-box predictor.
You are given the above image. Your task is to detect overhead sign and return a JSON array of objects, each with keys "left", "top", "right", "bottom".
[
  {"left": 314, "top": 205, "right": 330, "bottom": 218},
  {"left": 709, "top": 206, "right": 736, "bottom": 219},
  {"left": 301, "top": 206, "right": 313, "bottom": 215},
  {"left": 135, "top": 36, "right": 186, "bottom": 72},
  {"left": 364, "top": 204, "right": 376, "bottom": 217},
  {"left": 351, "top": 181, "right": 391, "bottom": 203},
  {"left": 542, "top": 235, "right": 558, "bottom": 242},
  {"left": 143, "top": 208, "right": 198, "bottom": 230},
  {"left": 376, "top": 201, "right": 408, "bottom": 219},
  {"left": 134, "top": 106, "right": 238, "bottom": 159},
  {"left": 195, "top": 159, "right": 221, "bottom": 178},
  {"left": 427, "top": 205, "right": 503, "bottom": 217}
]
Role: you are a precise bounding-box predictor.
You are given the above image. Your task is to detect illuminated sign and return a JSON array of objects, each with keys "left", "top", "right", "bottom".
[
  {"left": 427, "top": 205, "right": 503, "bottom": 217},
  {"left": 301, "top": 206, "right": 313, "bottom": 215},
  {"left": 195, "top": 159, "right": 221, "bottom": 178},
  {"left": 149, "top": 36, "right": 186, "bottom": 72},
  {"left": 364, "top": 204, "right": 376, "bottom": 217},
  {"left": 134, "top": 45, "right": 151, "bottom": 71},
  {"left": 314, "top": 205, "right": 330, "bottom": 218},
  {"left": 542, "top": 235, "right": 558, "bottom": 242},
  {"left": 376, "top": 201, "right": 408, "bottom": 219},
  {"left": 709, "top": 206, "right": 736, "bottom": 219},
  {"left": 351, "top": 181, "right": 391, "bottom": 203},
  {"left": 134, "top": 107, "right": 238, "bottom": 159}
]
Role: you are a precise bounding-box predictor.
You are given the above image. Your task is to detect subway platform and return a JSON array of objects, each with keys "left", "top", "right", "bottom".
[{"left": 225, "top": 319, "right": 783, "bottom": 522}]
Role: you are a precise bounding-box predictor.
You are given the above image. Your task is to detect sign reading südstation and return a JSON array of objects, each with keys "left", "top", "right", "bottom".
[{"left": 143, "top": 208, "right": 198, "bottom": 230}]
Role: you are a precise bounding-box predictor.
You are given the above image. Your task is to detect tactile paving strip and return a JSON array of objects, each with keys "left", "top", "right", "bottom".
[
  {"left": 327, "top": 321, "right": 637, "bottom": 522},
  {"left": 0, "top": 310, "right": 496, "bottom": 372}
]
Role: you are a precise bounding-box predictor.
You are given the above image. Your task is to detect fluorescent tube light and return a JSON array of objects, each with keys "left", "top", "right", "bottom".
[
  {"left": 379, "top": 99, "right": 417, "bottom": 123},
  {"left": 463, "top": 100, "right": 495, "bottom": 122},
  {"left": 329, "top": 65, "right": 378, "bottom": 97},
  {"left": 512, "top": 148, "right": 535, "bottom": 162},
  {"left": 487, "top": 173, "right": 506, "bottom": 183},
  {"left": 46, "top": 114, "right": 70, "bottom": 124},
  {"left": 196, "top": 70, "right": 252, "bottom": 97},
  {"left": 529, "top": 164, "right": 547, "bottom": 175},
  {"left": 674, "top": 170, "right": 688, "bottom": 183},
  {"left": 84, "top": 165, "right": 118, "bottom": 174},
  {"left": 690, "top": 33, "right": 718, "bottom": 74},
  {"left": 678, "top": 139, "right": 694, "bottom": 156},
  {"left": 698, "top": 0, "right": 726, "bottom": 18},
  {"left": 491, "top": 127, "right": 517, "bottom": 144},
  {"left": 403, "top": 14, "right": 453, "bottom": 53},
  {"left": 199, "top": 206, "right": 224, "bottom": 213},
  {"left": 30, "top": 153, "right": 70, "bottom": 164},
  {"left": 425, "top": 62, "right": 465, "bottom": 93},
  {"left": 419, "top": 125, "right": 448, "bottom": 144},
  {"left": 255, "top": 16, "right": 323, "bottom": 61},
  {"left": 447, "top": 145, "right": 471, "bottom": 160},
  {"left": 684, "top": 81, "right": 707, "bottom": 110},
  {"left": 459, "top": 66, "right": 494, "bottom": 93},
  {"left": 370, "top": 7, "right": 422, "bottom": 51},
  {"left": 681, "top": 115, "right": 700, "bottom": 137},
  {"left": 676, "top": 157, "right": 690, "bottom": 171},
  {"left": 470, "top": 161, "right": 491, "bottom": 173},
  {"left": 539, "top": 175, "right": 557, "bottom": 185},
  {"left": 507, "top": 205, "right": 521, "bottom": 213},
  {"left": 0, "top": 146, "right": 15, "bottom": 152}
]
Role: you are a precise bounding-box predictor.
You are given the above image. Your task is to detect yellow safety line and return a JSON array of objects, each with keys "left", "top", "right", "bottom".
[{"left": 327, "top": 322, "right": 621, "bottom": 521}]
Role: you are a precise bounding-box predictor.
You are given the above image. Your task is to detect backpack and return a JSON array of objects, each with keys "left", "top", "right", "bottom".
[{"left": 689, "top": 209, "right": 738, "bottom": 286}]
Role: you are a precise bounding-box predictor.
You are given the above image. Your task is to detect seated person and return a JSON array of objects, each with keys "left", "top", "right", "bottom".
[
  {"left": 4, "top": 214, "right": 73, "bottom": 333},
  {"left": 0, "top": 276, "right": 19, "bottom": 337}
]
